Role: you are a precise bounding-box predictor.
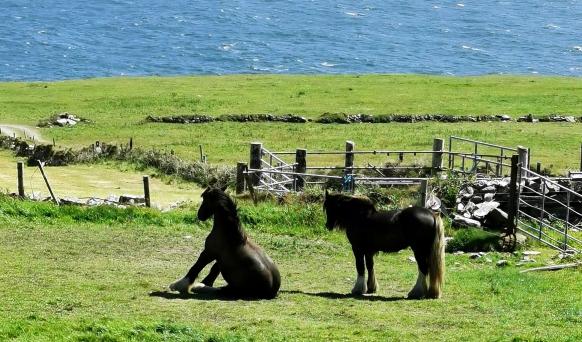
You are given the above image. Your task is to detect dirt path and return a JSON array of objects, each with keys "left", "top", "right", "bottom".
[{"left": 0, "top": 124, "right": 46, "bottom": 143}]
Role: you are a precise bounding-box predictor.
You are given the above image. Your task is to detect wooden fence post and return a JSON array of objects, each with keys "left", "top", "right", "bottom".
[
  {"left": 344, "top": 141, "right": 355, "bottom": 175},
  {"left": 143, "top": 176, "right": 151, "bottom": 208},
  {"left": 536, "top": 162, "right": 541, "bottom": 174},
  {"left": 17, "top": 162, "right": 25, "bottom": 198},
  {"left": 420, "top": 179, "right": 428, "bottom": 207},
  {"left": 517, "top": 146, "right": 529, "bottom": 177},
  {"left": 295, "top": 148, "right": 307, "bottom": 191},
  {"left": 236, "top": 162, "right": 247, "bottom": 194},
  {"left": 431, "top": 138, "right": 444, "bottom": 175},
  {"left": 250, "top": 142, "right": 262, "bottom": 186},
  {"left": 507, "top": 155, "right": 520, "bottom": 235},
  {"left": 579, "top": 143, "right": 582, "bottom": 171},
  {"left": 129, "top": 137, "right": 133, "bottom": 150}
]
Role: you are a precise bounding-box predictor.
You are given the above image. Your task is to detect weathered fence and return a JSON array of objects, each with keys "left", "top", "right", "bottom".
[
  {"left": 236, "top": 136, "right": 525, "bottom": 196},
  {"left": 235, "top": 136, "right": 582, "bottom": 253}
]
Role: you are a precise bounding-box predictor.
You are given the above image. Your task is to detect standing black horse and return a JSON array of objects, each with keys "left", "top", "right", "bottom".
[
  {"left": 323, "top": 191, "right": 445, "bottom": 299},
  {"left": 170, "top": 186, "right": 280, "bottom": 299}
]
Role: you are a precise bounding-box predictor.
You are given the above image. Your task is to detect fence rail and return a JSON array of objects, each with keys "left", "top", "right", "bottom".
[{"left": 237, "top": 137, "right": 581, "bottom": 254}]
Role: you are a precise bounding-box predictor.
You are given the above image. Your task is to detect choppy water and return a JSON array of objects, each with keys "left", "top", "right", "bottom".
[{"left": 1, "top": 0, "right": 581, "bottom": 81}]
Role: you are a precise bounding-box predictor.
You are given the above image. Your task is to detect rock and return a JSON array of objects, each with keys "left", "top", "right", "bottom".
[
  {"left": 485, "top": 258, "right": 493, "bottom": 263},
  {"left": 453, "top": 214, "right": 482, "bottom": 228},
  {"left": 484, "top": 208, "right": 509, "bottom": 230},
  {"left": 118, "top": 194, "right": 145, "bottom": 205},
  {"left": 501, "top": 232, "right": 528, "bottom": 249},
  {"left": 475, "top": 180, "right": 489, "bottom": 189},
  {"left": 460, "top": 186, "right": 474, "bottom": 199},
  {"left": 565, "top": 116, "right": 576, "bottom": 123},
  {"left": 483, "top": 193, "right": 495, "bottom": 202},
  {"left": 469, "top": 253, "right": 481, "bottom": 259},
  {"left": 55, "top": 118, "right": 77, "bottom": 126},
  {"left": 498, "top": 178, "right": 510, "bottom": 188},
  {"left": 472, "top": 195, "right": 483, "bottom": 204},
  {"left": 482, "top": 185, "right": 496, "bottom": 193},
  {"left": 496, "top": 259, "right": 509, "bottom": 267},
  {"left": 473, "top": 201, "right": 501, "bottom": 219},
  {"left": 453, "top": 251, "right": 464, "bottom": 255},
  {"left": 457, "top": 203, "right": 465, "bottom": 212},
  {"left": 464, "top": 201, "right": 477, "bottom": 213},
  {"left": 408, "top": 256, "right": 416, "bottom": 263}
]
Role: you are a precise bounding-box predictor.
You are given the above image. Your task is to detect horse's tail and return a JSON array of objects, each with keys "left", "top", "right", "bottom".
[{"left": 427, "top": 213, "right": 445, "bottom": 299}]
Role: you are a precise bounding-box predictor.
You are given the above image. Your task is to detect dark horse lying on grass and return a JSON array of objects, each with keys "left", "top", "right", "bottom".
[
  {"left": 170, "top": 186, "right": 280, "bottom": 299},
  {"left": 323, "top": 191, "right": 445, "bottom": 299}
]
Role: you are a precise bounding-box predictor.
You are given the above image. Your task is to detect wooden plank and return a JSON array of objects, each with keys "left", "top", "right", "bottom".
[
  {"left": 37, "top": 160, "right": 59, "bottom": 205},
  {"left": 520, "top": 262, "right": 581, "bottom": 273}
]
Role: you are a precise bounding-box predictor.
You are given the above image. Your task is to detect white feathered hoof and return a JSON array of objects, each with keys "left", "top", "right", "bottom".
[
  {"left": 169, "top": 277, "right": 192, "bottom": 294},
  {"left": 407, "top": 272, "right": 427, "bottom": 299},
  {"left": 366, "top": 278, "right": 379, "bottom": 294},
  {"left": 351, "top": 275, "right": 367, "bottom": 296}
]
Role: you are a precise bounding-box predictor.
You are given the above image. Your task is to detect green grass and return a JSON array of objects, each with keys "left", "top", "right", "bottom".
[
  {"left": 1, "top": 75, "right": 582, "bottom": 172},
  {"left": 0, "top": 151, "right": 203, "bottom": 208},
  {"left": 1, "top": 196, "right": 581, "bottom": 341}
]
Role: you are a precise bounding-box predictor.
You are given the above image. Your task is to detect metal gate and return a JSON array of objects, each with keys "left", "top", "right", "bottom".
[{"left": 516, "top": 167, "right": 582, "bottom": 253}]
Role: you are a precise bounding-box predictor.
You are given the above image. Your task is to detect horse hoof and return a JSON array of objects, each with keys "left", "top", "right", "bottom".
[
  {"left": 169, "top": 277, "right": 191, "bottom": 294},
  {"left": 367, "top": 281, "right": 379, "bottom": 294},
  {"left": 351, "top": 275, "right": 367, "bottom": 295},
  {"left": 407, "top": 289, "right": 424, "bottom": 300}
]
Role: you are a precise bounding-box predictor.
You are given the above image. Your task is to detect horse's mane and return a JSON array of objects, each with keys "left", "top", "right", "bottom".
[
  {"left": 327, "top": 194, "right": 377, "bottom": 230},
  {"left": 212, "top": 189, "right": 247, "bottom": 244}
]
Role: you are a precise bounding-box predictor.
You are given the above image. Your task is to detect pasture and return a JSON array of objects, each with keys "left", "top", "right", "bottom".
[
  {"left": 1, "top": 75, "right": 582, "bottom": 341},
  {"left": 1, "top": 75, "right": 582, "bottom": 172},
  {"left": 0, "top": 196, "right": 581, "bottom": 341}
]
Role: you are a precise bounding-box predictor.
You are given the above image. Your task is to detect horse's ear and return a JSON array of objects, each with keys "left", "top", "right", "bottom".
[{"left": 324, "top": 189, "right": 329, "bottom": 199}]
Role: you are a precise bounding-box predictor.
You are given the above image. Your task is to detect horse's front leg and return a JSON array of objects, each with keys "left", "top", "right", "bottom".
[
  {"left": 365, "top": 253, "right": 379, "bottom": 294},
  {"left": 351, "top": 248, "right": 367, "bottom": 295},
  {"left": 170, "top": 249, "right": 214, "bottom": 294}
]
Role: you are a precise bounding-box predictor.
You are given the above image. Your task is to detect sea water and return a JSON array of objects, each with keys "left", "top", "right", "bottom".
[{"left": 1, "top": 0, "right": 581, "bottom": 80}]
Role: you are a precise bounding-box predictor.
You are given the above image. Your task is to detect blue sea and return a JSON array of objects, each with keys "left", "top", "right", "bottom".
[{"left": 1, "top": 0, "right": 581, "bottom": 81}]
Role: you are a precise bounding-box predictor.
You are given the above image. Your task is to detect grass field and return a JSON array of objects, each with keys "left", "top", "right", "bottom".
[
  {"left": 0, "top": 196, "right": 581, "bottom": 341},
  {"left": 1, "top": 75, "right": 582, "bottom": 340},
  {"left": 0, "top": 151, "right": 202, "bottom": 208},
  {"left": 1, "top": 75, "right": 582, "bottom": 172}
]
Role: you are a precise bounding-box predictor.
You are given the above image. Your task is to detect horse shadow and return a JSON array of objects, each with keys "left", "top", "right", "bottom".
[
  {"left": 281, "top": 290, "right": 407, "bottom": 302},
  {"left": 149, "top": 290, "right": 406, "bottom": 302},
  {"left": 149, "top": 290, "right": 264, "bottom": 301}
]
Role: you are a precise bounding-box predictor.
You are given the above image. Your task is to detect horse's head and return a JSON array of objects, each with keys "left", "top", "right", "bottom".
[
  {"left": 323, "top": 189, "right": 340, "bottom": 230},
  {"left": 198, "top": 185, "right": 229, "bottom": 221},
  {"left": 323, "top": 190, "right": 376, "bottom": 231}
]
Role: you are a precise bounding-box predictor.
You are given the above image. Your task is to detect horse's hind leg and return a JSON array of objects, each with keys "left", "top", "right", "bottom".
[
  {"left": 365, "top": 253, "right": 378, "bottom": 294},
  {"left": 201, "top": 263, "right": 220, "bottom": 287},
  {"left": 351, "top": 248, "right": 367, "bottom": 295},
  {"left": 407, "top": 249, "right": 429, "bottom": 299}
]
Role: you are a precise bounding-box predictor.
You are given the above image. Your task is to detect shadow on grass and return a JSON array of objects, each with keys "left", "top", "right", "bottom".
[
  {"left": 150, "top": 290, "right": 407, "bottom": 302},
  {"left": 281, "top": 290, "right": 407, "bottom": 302},
  {"left": 149, "top": 290, "right": 266, "bottom": 301}
]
